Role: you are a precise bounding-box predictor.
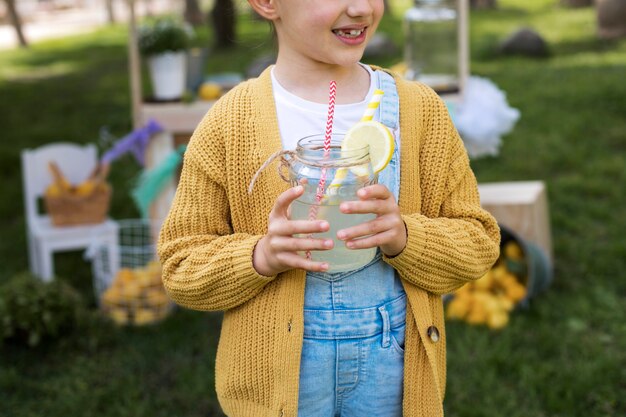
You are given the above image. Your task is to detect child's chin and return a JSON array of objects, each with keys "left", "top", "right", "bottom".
[{"left": 330, "top": 52, "right": 367, "bottom": 67}]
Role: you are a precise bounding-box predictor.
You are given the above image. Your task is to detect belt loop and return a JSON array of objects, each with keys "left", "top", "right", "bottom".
[{"left": 378, "top": 306, "right": 391, "bottom": 348}]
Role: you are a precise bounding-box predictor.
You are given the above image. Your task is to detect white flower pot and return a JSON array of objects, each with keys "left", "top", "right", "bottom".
[{"left": 147, "top": 51, "right": 187, "bottom": 100}]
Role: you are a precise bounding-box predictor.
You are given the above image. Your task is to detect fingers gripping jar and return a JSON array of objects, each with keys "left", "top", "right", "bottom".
[{"left": 285, "top": 134, "right": 378, "bottom": 273}]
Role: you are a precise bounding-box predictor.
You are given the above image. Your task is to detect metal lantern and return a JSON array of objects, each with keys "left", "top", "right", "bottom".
[{"left": 403, "top": 0, "right": 469, "bottom": 96}]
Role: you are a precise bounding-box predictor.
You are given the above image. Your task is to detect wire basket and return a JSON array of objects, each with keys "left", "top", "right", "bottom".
[{"left": 91, "top": 218, "right": 173, "bottom": 326}]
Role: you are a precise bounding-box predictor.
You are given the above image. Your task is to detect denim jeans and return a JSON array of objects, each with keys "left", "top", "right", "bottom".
[{"left": 298, "top": 70, "right": 406, "bottom": 417}]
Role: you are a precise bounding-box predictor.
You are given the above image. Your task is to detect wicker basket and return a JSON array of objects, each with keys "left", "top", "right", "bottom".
[
  {"left": 44, "top": 184, "right": 111, "bottom": 226},
  {"left": 91, "top": 219, "right": 174, "bottom": 326}
]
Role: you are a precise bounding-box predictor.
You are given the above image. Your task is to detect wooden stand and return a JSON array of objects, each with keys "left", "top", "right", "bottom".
[
  {"left": 127, "top": 0, "right": 216, "bottom": 224},
  {"left": 478, "top": 181, "right": 553, "bottom": 261},
  {"left": 140, "top": 100, "right": 215, "bottom": 134},
  {"left": 137, "top": 101, "right": 216, "bottom": 224},
  {"left": 458, "top": 0, "right": 470, "bottom": 97}
]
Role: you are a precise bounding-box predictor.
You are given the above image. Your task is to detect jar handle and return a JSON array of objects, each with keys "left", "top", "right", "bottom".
[
  {"left": 277, "top": 153, "right": 293, "bottom": 184},
  {"left": 248, "top": 150, "right": 296, "bottom": 194}
]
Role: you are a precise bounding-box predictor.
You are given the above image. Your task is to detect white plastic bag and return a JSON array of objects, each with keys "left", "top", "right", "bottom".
[{"left": 453, "top": 76, "right": 521, "bottom": 158}]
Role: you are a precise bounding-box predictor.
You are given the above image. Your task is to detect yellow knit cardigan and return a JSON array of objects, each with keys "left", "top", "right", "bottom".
[{"left": 158, "top": 66, "right": 500, "bottom": 417}]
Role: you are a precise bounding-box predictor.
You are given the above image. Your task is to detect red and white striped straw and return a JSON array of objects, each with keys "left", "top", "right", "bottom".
[
  {"left": 323, "top": 81, "right": 337, "bottom": 153},
  {"left": 310, "top": 80, "right": 337, "bottom": 215},
  {"left": 306, "top": 81, "right": 337, "bottom": 259}
]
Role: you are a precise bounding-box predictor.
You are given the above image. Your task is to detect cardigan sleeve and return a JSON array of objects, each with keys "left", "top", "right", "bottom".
[
  {"left": 384, "top": 91, "right": 500, "bottom": 295},
  {"left": 157, "top": 108, "right": 277, "bottom": 312}
]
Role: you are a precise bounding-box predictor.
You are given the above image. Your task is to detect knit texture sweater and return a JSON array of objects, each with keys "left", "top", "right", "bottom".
[{"left": 158, "top": 66, "right": 501, "bottom": 417}]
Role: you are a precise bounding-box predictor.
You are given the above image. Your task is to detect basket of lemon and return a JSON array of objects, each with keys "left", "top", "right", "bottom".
[
  {"left": 44, "top": 162, "right": 111, "bottom": 226},
  {"left": 91, "top": 219, "right": 173, "bottom": 326},
  {"left": 445, "top": 225, "right": 553, "bottom": 330}
]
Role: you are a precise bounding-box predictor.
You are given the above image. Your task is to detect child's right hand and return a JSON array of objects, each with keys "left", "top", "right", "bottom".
[{"left": 253, "top": 185, "right": 333, "bottom": 276}]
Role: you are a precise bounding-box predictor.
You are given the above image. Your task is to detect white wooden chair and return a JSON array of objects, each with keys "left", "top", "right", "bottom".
[{"left": 21, "top": 143, "right": 119, "bottom": 282}]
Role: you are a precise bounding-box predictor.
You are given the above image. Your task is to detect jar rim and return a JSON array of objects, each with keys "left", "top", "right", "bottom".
[
  {"left": 295, "top": 134, "right": 370, "bottom": 168},
  {"left": 296, "top": 133, "right": 369, "bottom": 153}
]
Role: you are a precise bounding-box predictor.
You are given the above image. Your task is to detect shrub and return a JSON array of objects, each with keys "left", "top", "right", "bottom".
[
  {"left": 137, "top": 18, "right": 193, "bottom": 56},
  {"left": 0, "top": 272, "right": 84, "bottom": 347}
]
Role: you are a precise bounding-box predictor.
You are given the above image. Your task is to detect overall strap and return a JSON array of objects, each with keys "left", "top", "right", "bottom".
[
  {"left": 377, "top": 71, "right": 400, "bottom": 130},
  {"left": 376, "top": 70, "right": 401, "bottom": 201}
]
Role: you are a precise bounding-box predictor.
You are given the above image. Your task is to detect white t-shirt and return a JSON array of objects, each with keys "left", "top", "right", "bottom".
[{"left": 271, "top": 65, "right": 380, "bottom": 150}]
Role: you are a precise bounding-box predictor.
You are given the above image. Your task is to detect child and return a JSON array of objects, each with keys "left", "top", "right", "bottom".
[{"left": 158, "top": 0, "right": 500, "bottom": 415}]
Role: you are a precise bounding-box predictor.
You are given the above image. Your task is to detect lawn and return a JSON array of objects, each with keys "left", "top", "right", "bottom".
[{"left": 1, "top": 0, "right": 625, "bottom": 416}]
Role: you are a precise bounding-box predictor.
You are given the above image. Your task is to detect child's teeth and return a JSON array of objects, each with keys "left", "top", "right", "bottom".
[{"left": 335, "top": 29, "right": 363, "bottom": 37}]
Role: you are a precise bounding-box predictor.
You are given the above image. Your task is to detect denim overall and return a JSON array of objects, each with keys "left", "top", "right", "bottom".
[{"left": 298, "top": 71, "right": 407, "bottom": 417}]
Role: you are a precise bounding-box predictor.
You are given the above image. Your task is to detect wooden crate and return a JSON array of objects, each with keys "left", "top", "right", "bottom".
[{"left": 478, "top": 181, "right": 553, "bottom": 262}]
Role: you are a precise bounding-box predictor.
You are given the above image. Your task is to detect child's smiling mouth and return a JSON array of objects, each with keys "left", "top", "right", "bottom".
[
  {"left": 332, "top": 28, "right": 366, "bottom": 38},
  {"left": 332, "top": 26, "right": 368, "bottom": 45}
]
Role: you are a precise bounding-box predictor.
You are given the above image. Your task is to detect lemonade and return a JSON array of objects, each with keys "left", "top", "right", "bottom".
[
  {"left": 287, "top": 123, "right": 394, "bottom": 273},
  {"left": 291, "top": 199, "right": 376, "bottom": 272}
]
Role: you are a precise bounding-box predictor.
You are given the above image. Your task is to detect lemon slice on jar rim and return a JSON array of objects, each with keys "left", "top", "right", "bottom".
[{"left": 341, "top": 120, "right": 395, "bottom": 176}]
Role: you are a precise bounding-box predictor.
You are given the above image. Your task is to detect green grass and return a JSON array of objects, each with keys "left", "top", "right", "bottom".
[
  {"left": 1, "top": 0, "right": 625, "bottom": 415},
  {"left": 2, "top": 309, "right": 225, "bottom": 417}
]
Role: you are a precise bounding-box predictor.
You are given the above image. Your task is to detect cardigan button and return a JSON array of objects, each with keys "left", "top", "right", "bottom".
[
  {"left": 287, "top": 320, "right": 292, "bottom": 332},
  {"left": 427, "top": 326, "right": 440, "bottom": 343}
]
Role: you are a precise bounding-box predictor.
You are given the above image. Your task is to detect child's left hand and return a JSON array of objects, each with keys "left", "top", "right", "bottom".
[{"left": 337, "top": 184, "right": 407, "bottom": 257}]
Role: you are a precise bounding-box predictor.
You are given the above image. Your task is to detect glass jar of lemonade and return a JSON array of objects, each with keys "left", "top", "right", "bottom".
[
  {"left": 287, "top": 134, "right": 378, "bottom": 272},
  {"left": 404, "top": 0, "right": 460, "bottom": 94}
]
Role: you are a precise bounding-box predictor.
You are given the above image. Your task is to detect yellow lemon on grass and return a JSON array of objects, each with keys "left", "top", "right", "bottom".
[
  {"left": 341, "top": 121, "right": 395, "bottom": 176},
  {"left": 108, "top": 308, "right": 129, "bottom": 325},
  {"left": 446, "top": 296, "right": 471, "bottom": 320},
  {"left": 133, "top": 308, "right": 157, "bottom": 325},
  {"left": 198, "top": 82, "right": 223, "bottom": 101},
  {"left": 487, "top": 311, "right": 510, "bottom": 330}
]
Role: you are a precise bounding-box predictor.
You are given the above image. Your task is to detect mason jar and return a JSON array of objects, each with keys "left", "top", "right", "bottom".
[
  {"left": 287, "top": 134, "right": 378, "bottom": 272},
  {"left": 404, "top": 0, "right": 460, "bottom": 94}
]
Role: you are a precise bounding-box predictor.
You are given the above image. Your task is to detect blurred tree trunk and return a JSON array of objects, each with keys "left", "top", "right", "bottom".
[
  {"left": 210, "top": 0, "right": 236, "bottom": 48},
  {"left": 185, "top": 0, "right": 204, "bottom": 26},
  {"left": 597, "top": 0, "right": 626, "bottom": 39},
  {"left": 470, "top": 0, "right": 497, "bottom": 9},
  {"left": 560, "top": 0, "right": 592, "bottom": 7},
  {"left": 4, "top": 0, "right": 28, "bottom": 47},
  {"left": 105, "top": 0, "right": 116, "bottom": 24},
  {"left": 143, "top": 0, "right": 155, "bottom": 17}
]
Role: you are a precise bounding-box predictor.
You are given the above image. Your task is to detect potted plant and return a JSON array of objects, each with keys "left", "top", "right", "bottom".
[{"left": 138, "top": 18, "right": 193, "bottom": 101}]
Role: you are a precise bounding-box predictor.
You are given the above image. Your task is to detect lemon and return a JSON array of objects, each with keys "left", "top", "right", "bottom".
[
  {"left": 109, "top": 308, "right": 129, "bottom": 325},
  {"left": 342, "top": 121, "right": 394, "bottom": 176},
  {"left": 487, "top": 311, "right": 509, "bottom": 330},
  {"left": 133, "top": 308, "right": 157, "bottom": 325},
  {"left": 503, "top": 241, "right": 524, "bottom": 260},
  {"left": 198, "top": 82, "right": 223, "bottom": 101}
]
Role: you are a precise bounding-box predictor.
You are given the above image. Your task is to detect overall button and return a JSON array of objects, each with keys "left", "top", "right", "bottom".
[{"left": 427, "top": 325, "right": 440, "bottom": 343}]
